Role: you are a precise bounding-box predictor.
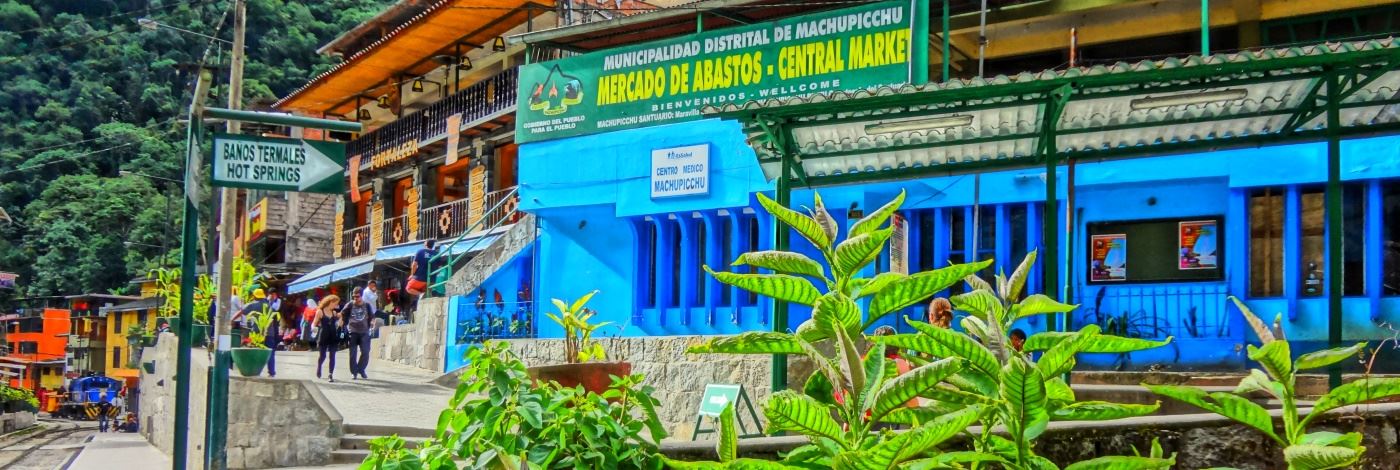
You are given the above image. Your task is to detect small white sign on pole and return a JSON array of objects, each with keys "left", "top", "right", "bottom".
[{"left": 651, "top": 144, "right": 710, "bottom": 199}]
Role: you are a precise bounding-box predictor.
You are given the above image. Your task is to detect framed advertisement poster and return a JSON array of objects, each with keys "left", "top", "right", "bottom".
[
  {"left": 1179, "top": 220, "right": 1219, "bottom": 270},
  {"left": 889, "top": 213, "right": 908, "bottom": 275},
  {"left": 1090, "top": 234, "right": 1128, "bottom": 282}
]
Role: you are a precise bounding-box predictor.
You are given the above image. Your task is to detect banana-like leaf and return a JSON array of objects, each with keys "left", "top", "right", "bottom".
[
  {"left": 1001, "top": 356, "right": 1050, "bottom": 442},
  {"left": 1233, "top": 369, "right": 1284, "bottom": 400},
  {"left": 920, "top": 385, "right": 1002, "bottom": 405},
  {"left": 1063, "top": 455, "right": 1176, "bottom": 470},
  {"left": 903, "top": 452, "right": 1009, "bottom": 470},
  {"left": 1004, "top": 250, "right": 1038, "bottom": 303},
  {"left": 1012, "top": 294, "right": 1078, "bottom": 321},
  {"left": 959, "top": 315, "right": 990, "bottom": 344},
  {"left": 550, "top": 298, "right": 569, "bottom": 315},
  {"left": 907, "top": 318, "right": 1008, "bottom": 374},
  {"left": 764, "top": 391, "right": 844, "bottom": 444},
  {"left": 948, "top": 370, "right": 999, "bottom": 397},
  {"left": 719, "top": 403, "right": 738, "bottom": 462},
  {"left": 732, "top": 251, "right": 828, "bottom": 280},
  {"left": 1144, "top": 384, "right": 1282, "bottom": 444},
  {"left": 1051, "top": 401, "right": 1159, "bottom": 421},
  {"left": 1045, "top": 377, "right": 1076, "bottom": 404},
  {"left": 848, "top": 190, "right": 906, "bottom": 239},
  {"left": 853, "top": 272, "right": 906, "bottom": 299},
  {"left": 832, "top": 229, "right": 893, "bottom": 280},
  {"left": 688, "top": 332, "right": 805, "bottom": 355},
  {"left": 1295, "top": 342, "right": 1366, "bottom": 371},
  {"left": 859, "top": 344, "right": 888, "bottom": 412},
  {"left": 665, "top": 458, "right": 819, "bottom": 470},
  {"left": 811, "top": 193, "right": 839, "bottom": 248},
  {"left": 864, "top": 407, "right": 984, "bottom": 467},
  {"left": 1037, "top": 325, "right": 1102, "bottom": 378},
  {"left": 803, "top": 371, "right": 837, "bottom": 406},
  {"left": 963, "top": 272, "right": 994, "bottom": 293},
  {"left": 1303, "top": 377, "right": 1400, "bottom": 428},
  {"left": 951, "top": 289, "right": 1004, "bottom": 324},
  {"left": 879, "top": 401, "right": 970, "bottom": 425},
  {"left": 795, "top": 319, "right": 828, "bottom": 344},
  {"left": 833, "top": 326, "right": 866, "bottom": 405},
  {"left": 706, "top": 267, "right": 822, "bottom": 306},
  {"left": 663, "top": 457, "right": 727, "bottom": 469},
  {"left": 782, "top": 444, "right": 827, "bottom": 464},
  {"left": 1300, "top": 431, "right": 1363, "bottom": 449},
  {"left": 798, "top": 337, "right": 851, "bottom": 393},
  {"left": 1247, "top": 341, "right": 1292, "bottom": 383},
  {"left": 869, "top": 357, "right": 966, "bottom": 420},
  {"left": 812, "top": 293, "right": 860, "bottom": 337},
  {"left": 1024, "top": 331, "right": 1173, "bottom": 353},
  {"left": 1283, "top": 444, "right": 1364, "bottom": 470},
  {"left": 868, "top": 260, "right": 993, "bottom": 321},
  {"left": 568, "top": 290, "right": 598, "bottom": 314},
  {"left": 757, "top": 192, "right": 831, "bottom": 250},
  {"left": 1230, "top": 296, "right": 1275, "bottom": 344}
]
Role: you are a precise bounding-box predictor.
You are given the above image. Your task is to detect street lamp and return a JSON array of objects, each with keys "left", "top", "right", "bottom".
[
  {"left": 120, "top": 170, "right": 179, "bottom": 267},
  {"left": 136, "top": 17, "right": 233, "bottom": 45}
]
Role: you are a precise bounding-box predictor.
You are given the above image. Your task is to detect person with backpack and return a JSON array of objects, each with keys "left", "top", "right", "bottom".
[{"left": 341, "top": 287, "right": 374, "bottom": 380}]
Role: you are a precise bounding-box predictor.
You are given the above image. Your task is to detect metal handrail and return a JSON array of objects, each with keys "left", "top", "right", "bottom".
[{"left": 426, "top": 186, "right": 520, "bottom": 294}]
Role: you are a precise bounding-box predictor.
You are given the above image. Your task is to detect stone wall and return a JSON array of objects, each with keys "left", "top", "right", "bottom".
[
  {"left": 506, "top": 336, "right": 775, "bottom": 439},
  {"left": 225, "top": 377, "right": 342, "bottom": 469},
  {"left": 661, "top": 403, "right": 1400, "bottom": 469},
  {"left": 140, "top": 334, "right": 343, "bottom": 469},
  {"left": 373, "top": 297, "right": 446, "bottom": 372},
  {"left": 285, "top": 192, "right": 335, "bottom": 264},
  {"left": 0, "top": 411, "right": 35, "bottom": 434}
]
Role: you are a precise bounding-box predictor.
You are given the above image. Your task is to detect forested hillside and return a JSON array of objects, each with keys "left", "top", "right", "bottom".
[{"left": 0, "top": 0, "right": 388, "bottom": 302}]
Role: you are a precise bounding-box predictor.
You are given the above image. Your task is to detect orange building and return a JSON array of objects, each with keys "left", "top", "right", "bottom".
[{"left": 2, "top": 308, "right": 71, "bottom": 391}]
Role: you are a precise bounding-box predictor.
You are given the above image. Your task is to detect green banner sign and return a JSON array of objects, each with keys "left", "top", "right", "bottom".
[{"left": 516, "top": 1, "right": 924, "bottom": 143}]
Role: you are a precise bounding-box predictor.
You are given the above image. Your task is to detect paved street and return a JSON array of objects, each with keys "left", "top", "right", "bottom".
[
  {"left": 66, "top": 431, "right": 170, "bottom": 470},
  {"left": 0, "top": 419, "right": 99, "bottom": 470},
  {"left": 266, "top": 348, "right": 452, "bottom": 430}
]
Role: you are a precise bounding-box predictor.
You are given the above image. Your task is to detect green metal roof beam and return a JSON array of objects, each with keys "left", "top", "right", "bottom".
[
  {"left": 709, "top": 46, "right": 1400, "bottom": 120},
  {"left": 785, "top": 96, "right": 1050, "bottom": 131}
]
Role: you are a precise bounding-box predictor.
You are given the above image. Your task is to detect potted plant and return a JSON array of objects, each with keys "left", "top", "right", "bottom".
[
  {"left": 230, "top": 308, "right": 273, "bottom": 377},
  {"left": 527, "top": 290, "right": 630, "bottom": 395}
]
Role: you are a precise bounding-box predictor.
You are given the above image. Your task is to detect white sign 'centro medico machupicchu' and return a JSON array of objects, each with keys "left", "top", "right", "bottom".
[
  {"left": 211, "top": 133, "right": 346, "bottom": 194},
  {"left": 650, "top": 144, "right": 709, "bottom": 199}
]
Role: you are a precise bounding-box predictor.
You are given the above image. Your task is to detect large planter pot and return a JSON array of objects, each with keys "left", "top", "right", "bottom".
[
  {"left": 191, "top": 324, "right": 211, "bottom": 347},
  {"left": 141, "top": 335, "right": 157, "bottom": 347},
  {"left": 230, "top": 348, "right": 271, "bottom": 377},
  {"left": 527, "top": 362, "right": 632, "bottom": 395}
]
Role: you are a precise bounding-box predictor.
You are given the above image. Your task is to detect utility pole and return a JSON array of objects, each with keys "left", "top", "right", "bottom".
[{"left": 207, "top": 0, "right": 244, "bottom": 468}]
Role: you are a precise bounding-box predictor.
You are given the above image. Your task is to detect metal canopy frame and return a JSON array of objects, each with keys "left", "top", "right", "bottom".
[{"left": 706, "top": 39, "right": 1400, "bottom": 391}]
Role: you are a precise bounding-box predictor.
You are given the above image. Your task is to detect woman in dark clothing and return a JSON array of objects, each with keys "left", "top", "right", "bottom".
[
  {"left": 314, "top": 295, "right": 343, "bottom": 382},
  {"left": 263, "top": 312, "right": 282, "bottom": 377}
]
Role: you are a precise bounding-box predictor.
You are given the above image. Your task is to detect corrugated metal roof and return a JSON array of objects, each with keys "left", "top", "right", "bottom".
[{"left": 703, "top": 38, "right": 1400, "bottom": 180}]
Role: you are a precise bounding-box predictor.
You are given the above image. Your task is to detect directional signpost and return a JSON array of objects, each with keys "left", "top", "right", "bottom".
[{"left": 211, "top": 133, "right": 345, "bottom": 193}]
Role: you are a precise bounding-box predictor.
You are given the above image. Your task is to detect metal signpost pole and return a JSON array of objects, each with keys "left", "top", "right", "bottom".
[{"left": 174, "top": 68, "right": 213, "bottom": 470}]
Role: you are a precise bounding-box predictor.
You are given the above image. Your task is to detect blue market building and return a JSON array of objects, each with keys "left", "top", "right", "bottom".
[{"left": 459, "top": 2, "right": 1400, "bottom": 374}]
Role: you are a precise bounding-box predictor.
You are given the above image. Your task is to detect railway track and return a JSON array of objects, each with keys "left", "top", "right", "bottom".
[{"left": 0, "top": 419, "right": 95, "bottom": 470}]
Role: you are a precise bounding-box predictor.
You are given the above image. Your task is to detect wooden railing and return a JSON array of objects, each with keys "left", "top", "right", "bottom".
[
  {"left": 347, "top": 67, "right": 519, "bottom": 158},
  {"left": 341, "top": 224, "right": 373, "bottom": 258}
]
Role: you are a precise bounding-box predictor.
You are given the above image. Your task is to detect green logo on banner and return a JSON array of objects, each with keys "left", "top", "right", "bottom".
[{"left": 516, "top": 0, "right": 922, "bottom": 143}]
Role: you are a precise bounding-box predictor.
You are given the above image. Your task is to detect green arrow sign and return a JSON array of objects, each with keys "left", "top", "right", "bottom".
[{"left": 211, "top": 133, "right": 345, "bottom": 194}]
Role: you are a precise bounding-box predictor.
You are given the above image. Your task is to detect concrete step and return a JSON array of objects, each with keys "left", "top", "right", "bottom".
[
  {"left": 342, "top": 424, "right": 435, "bottom": 439},
  {"left": 330, "top": 449, "right": 370, "bottom": 464},
  {"left": 338, "top": 434, "right": 428, "bottom": 450}
]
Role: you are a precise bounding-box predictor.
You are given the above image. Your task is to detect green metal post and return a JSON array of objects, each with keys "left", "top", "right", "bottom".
[
  {"left": 697, "top": 12, "right": 703, "bottom": 33},
  {"left": 913, "top": 0, "right": 929, "bottom": 84},
  {"left": 203, "top": 108, "right": 363, "bottom": 133},
  {"left": 174, "top": 68, "right": 213, "bottom": 470},
  {"left": 772, "top": 145, "right": 792, "bottom": 393},
  {"left": 941, "top": 0, "right": 950, "bottom": 82},
  {"left": 1041, "top": 92, "right": 1063, "bottom": 330},
  {"left": 1326, "top": 71, "right": 1343, "bottom": 390},
  {"left": 1201, "top": 0, "right": 1210, "bottom": 56}
]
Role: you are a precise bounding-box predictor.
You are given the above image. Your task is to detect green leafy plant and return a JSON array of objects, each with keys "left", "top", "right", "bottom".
[
  {"left": 547, "top": 290, "right": 611, "bottom": 363},
  {"left": 244, "top": 306, "right": 276, "bottom": 350},
  {"left": 1146, "top": 297, "right": 1400, "bottom": 470},
  {"left": 682, "top": 191, "right": 1174, "bottom": 470},
  {"left": 0, "top": 385, "right": 40, "bottom": 411},
  {"left": 362, "top": 340, "right": 666, "bottom": 470},
  {"left": 149, "top": 256, "right": 265, "bottom": 325},
  {"left": 878, "top": 249, "right": 1176, "bottom": 469}
]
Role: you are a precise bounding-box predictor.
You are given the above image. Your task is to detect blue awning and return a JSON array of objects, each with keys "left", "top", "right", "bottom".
[
  {"left": 287, "top": 256, "right": 374, "bottom": 294},
  {"left": 374, "top": 233, "right": 502, "bottom": 262}
]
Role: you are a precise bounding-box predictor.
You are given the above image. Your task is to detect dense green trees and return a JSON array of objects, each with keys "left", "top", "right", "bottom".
[{"left": 0, "top": 0, "right": 387, "bottom": 302}]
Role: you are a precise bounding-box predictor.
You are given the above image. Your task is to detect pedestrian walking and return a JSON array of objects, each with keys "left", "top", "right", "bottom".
[
  {"left": 263, "top": 311, "right": 283, "bottom": 377},
  {"left": 96, "top": 398, "right": 113, "bottom": 432},
  {"left": 405, "top": 239, "right": 437, "bottom": 296},
  {"left": 301, "top": 298, "right": 318, "bottom": 348},
  {"left": 314, "top": 295, "right": 343, "bottom": 382},
  {"left": 363, "top": 280, "right": 384, "bottom": 337},
  {"left": 342, "top": 287, "right": 373, "bottom": 380}
]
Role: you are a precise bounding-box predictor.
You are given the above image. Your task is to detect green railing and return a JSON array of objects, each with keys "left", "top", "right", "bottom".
[{"left": 427, "top": 186, "right": 520, "bottom": 296}]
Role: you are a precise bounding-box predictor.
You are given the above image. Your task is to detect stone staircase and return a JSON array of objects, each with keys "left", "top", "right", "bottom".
[
  {"left": 330, "top": 423, "right": 435, "bottom": 464},
  {"left": 444, "top": 213, "right": 536, "bottom": 295}
]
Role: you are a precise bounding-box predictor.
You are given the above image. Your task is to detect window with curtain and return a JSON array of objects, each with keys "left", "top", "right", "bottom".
[
  {"left": 1300, "top": 188, "right": 1325, "bottom": 297},
  {"left": 1249, "top": 188, "right": 1285, "bottom": 297},
  {"left": 1297, "top": 185, "right": 1366, "bottom": 297}
]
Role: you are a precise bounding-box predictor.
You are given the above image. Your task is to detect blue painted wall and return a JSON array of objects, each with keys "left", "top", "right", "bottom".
[
  {"left": 444, "top": 248, "right": 534, "bottom": 371},
  {"left": 518, "top": 119, "right": 1400, "bottom": 370}
]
